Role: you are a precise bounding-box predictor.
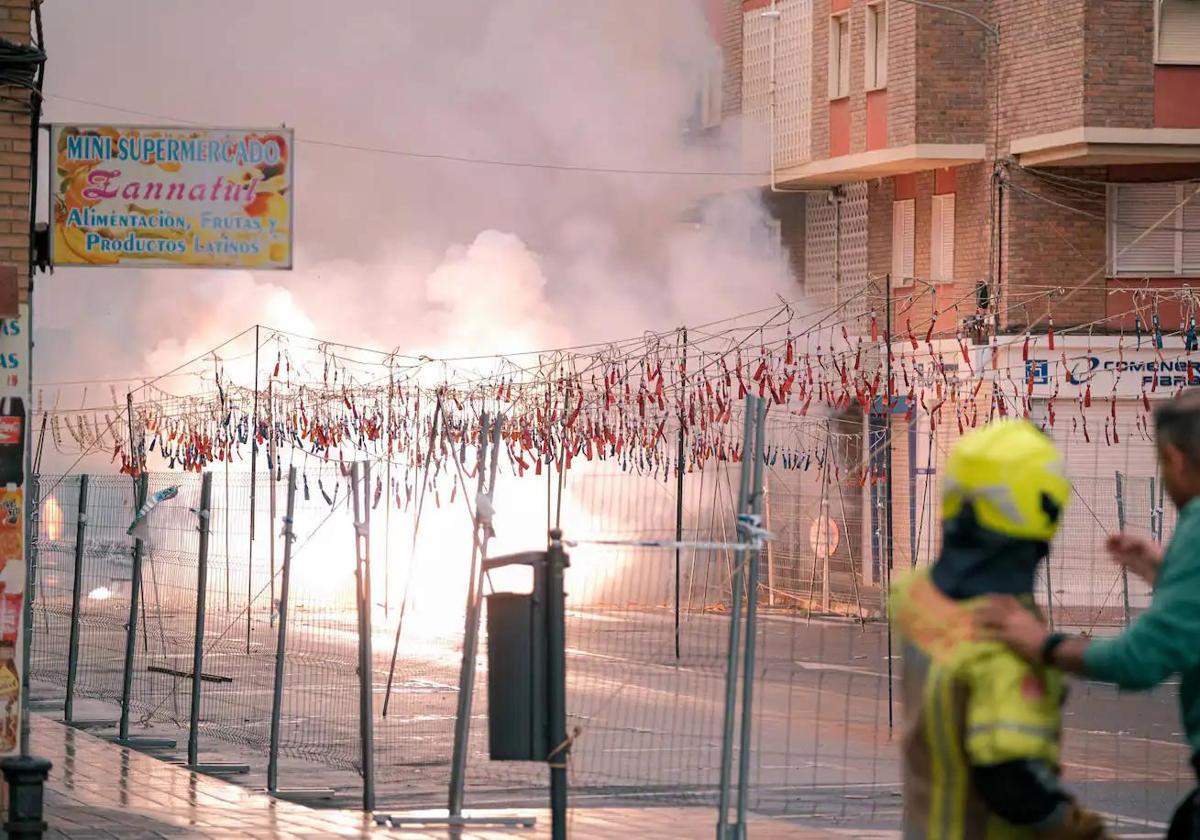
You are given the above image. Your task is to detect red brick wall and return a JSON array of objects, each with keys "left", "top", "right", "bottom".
[
  {"left": 868, "top": 176, "right": 894, "bottom": 283},
  {"left": 913, "top": 0, "right": 988, "bottom": 146},
  {"left": 886, "top": 0, "right": 916, "bottom": 149},
  {"left": 870, "top": 164, "right": 990, "bottom": 340},
  {"left": 954, "top": 163, "right": 992, "bottom": 328},
  {"left": 811, "top": 0, "right": 832, "bottom": 159},
  {"left": 766, "top": 191, "right": 808, "bottom": 293},
  {"left": 802, "top": 0, "right": 994, "bottom": 161},
  {"left": 1000, "top": 166, "right": 1108, "bottom": 332},
  {"left": 846, "top": 1, "right": 867, "bottom": 155},
  {"left": 996, "top": 0, "right": 1086, "bottom": 149},
  {"left": 0, "top": 0, "right": 31, "bottom": 303},
  {"left": 1083, "top": 0, "right": 1154, "bottom": 129},
  {"left": 727, "top": 0, "right": 1162, "bottom": 342}
]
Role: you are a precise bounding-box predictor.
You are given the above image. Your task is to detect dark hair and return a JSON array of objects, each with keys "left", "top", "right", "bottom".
[{"left": 1154, "top": 388, "right": 1200, "bottom": 464}]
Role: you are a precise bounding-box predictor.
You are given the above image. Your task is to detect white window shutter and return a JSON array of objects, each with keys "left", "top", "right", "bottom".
[
  {"left": 1183, "top": 188, "right": 1200, "bottom": 272},
  {"left": 875, "top": 4, "right": 888, "bottom": 88},
  {"left": 865, "top": 8, "right": 877, "bottom": 90},
  {"left": 930, "top": 200, "right": 941, "bottom": 280},
  {"left": 829, "top": 18, "right": 843, "bottom": 98},
  {"left": 931, "top": 194, "right": 954, "bottom": 281},
  {"left": 703, "top": 60, "right": 723, "bottom": 128},
  {"left": 892, "top": 199, "right": 914, "bottom": 284},
  {"left": 839, "top": 18, "right": 851, "bottom": 95},
  {"left": 903, "top": 200, "right": 914, "bottom": 281},
  {"left": 865, "top": 4, "right": 888, "bottom": 90},
  {"left": 1112, "top": 183, "right": 1179, "bottom": 274},
  {"left": 1159, "top": 0, "right": 1200, "bottom": 64},
  {"left": 942, "top": 194, "right": 955, "bottom": 281}
]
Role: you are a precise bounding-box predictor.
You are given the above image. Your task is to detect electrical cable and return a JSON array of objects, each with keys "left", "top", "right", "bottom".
[{"left": 42, "top": 93, "right": 767, "bottom": 179}]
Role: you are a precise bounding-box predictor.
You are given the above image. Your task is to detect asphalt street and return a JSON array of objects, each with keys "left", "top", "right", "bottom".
[{"left": 30, "top": 594, "right": 1191, "bottom": 835}]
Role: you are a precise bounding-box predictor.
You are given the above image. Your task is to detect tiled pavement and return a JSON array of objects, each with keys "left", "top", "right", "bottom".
[{"left": 30, "top": 714, "right": 850, "bottom": 839}]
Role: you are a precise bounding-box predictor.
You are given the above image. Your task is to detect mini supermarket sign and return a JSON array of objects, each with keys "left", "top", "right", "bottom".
[{"left": 50, "top": 125, "right": 293, "bottom": 269}]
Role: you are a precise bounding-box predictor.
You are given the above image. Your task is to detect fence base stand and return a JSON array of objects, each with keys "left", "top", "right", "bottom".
[
  {"left": 376, "top": 811, "right": 537, "bottom": 829},
  {"left": 171, "top": 762, "right": 251, "bottom": 775},
  {"left": 27, "top": 700, "right": 63, "bottom": 713},
  {"left": 104, "top": 736, "right": 177, "bottom": 750},
  {"left": 0, "top": 755, "right": 52, "bottom": 840},
  {"left": 266, "top": 788, "right": 336, "bottom": 800},
  {"left": 65, "top": 720, "right": 117, "bottom": 731}
]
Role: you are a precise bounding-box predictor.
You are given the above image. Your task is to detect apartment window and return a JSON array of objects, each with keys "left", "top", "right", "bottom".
[
  {"left": 892, "top": 199, "right": 915, "bottom": 284},
  {"left": 1109, "top": 183, "right": 1200, "bottom": 276},
  {"left": 686, "top": 45, "right": 724, "bottom": 134},
  {"left": 930, "top": 193, "right": 955, "bottom": 282},
  {"left": 866, "top": 2, "right": 888, "bottom": 90},
  {"left": 701, "top": 43, "right": 723, "bottom": 129},
  {"left": 1157, "top": 0, "right": 1200, "bottom": 65},
  {"left": 829, "top": 14, "right": 851, "bottom": 99}
]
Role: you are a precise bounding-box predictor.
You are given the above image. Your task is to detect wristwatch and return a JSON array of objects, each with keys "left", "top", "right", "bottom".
[{"left": 1040, "top": 632, "right": 1068, "bottom": 666}]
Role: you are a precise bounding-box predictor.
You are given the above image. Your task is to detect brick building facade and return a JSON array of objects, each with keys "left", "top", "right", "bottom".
[
  {"left": 705, "top": 0, "right": 1200, "bottom": 594},
  {"left": 715, "top": 0, "right": 1200, "bottom": 338},
  {"left": 0, "top": 0, "right": 32, "bottom": 306}
]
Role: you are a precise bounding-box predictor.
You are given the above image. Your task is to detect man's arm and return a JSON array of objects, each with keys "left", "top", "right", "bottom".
[
  {"left": 1047, "top": 637, "right": 1088, "bottom": 673},
  {"left": 977, "top": 549, "right": 1200, "bottom": 689},
  {"left": 971, "top": 603, "right": 1089, "bottom": 672}
]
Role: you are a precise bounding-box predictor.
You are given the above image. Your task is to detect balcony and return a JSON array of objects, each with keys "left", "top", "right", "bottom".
[
  {"left": 1010, "top": 127, "right": 1200, "bottom": 168},
  {"left": 773, "top": 143, "right": 985, "bottom": 188}
]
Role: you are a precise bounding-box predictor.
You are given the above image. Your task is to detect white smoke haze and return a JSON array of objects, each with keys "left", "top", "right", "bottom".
[
  {"left": 29, "top": 2, "right": 814, "bottom": 627},
  {"left": 39, "top": 0, "right": 789, "bottom": 386}
]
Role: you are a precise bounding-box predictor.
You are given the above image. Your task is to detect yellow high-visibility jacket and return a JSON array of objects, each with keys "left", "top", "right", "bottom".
[{"left": 891, "top": 570, "right": 1067, "bottom": 840}]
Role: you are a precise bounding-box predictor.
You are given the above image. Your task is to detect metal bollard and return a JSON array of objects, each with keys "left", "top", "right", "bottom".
[{"left": 0, "top": 754, "right": 51, "bottom": 839}]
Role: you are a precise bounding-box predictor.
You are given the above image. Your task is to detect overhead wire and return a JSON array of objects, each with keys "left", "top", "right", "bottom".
[{"left": 42, "top": 93, "right": 767, "bottom": 179}]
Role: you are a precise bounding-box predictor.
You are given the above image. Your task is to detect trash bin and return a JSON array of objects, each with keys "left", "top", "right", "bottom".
[{"left": 485, "top": 589, "right": 548, "bottom": 761}]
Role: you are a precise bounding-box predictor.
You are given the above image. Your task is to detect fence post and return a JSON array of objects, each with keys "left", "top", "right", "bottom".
[
  {"left": 674, "top": 329, "right": 688, "bottom": 660},
  {"left": 546, "top": 530, "right": 570, "bottom": 840},
  {"left": 734, "top": 398, "right": 768, "bottom": 831},
  {"left": 717, "top": 396, "right": 757, "bottom": 840},
  {"left": 764, "top": 485, "right": 774, "bottom": 608},
  {"left": 448, "top": 415, "right": 501, "bottom": 816},
  {"left": 267, "top": 467, "right": 297, "bottom": 794},
  {"left": 118, "top": 473, "right": 149, "bottom": 743},
  {"left": 187, "top": 473, "right": 213, "bottom": 767},
  {"left": 1115, "top": 471, "right": 1130, "bottom": 626},
  {"left": 351, "top": 461, "right": 375, "bottom": 812},
  {"left": 19, "top": 473, "right": 40, "bottom": 756},
  {"left": 64, "top": 475, "right": 89, "bottom": 724},
  {"left": 1044, "top": 557, "right": 1055, "bottom": 631},
  {"left": 1150, "top": 477, "right": 1162, "bottom": 543}
]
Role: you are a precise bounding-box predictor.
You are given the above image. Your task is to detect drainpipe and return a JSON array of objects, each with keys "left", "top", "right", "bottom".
[{"left": 765, "top": 0, "right": 780, "bottom": 191}]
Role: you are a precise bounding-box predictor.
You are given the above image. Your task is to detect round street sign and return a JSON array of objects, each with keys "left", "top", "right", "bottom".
[{"left": 809, "top": 515, "right": 840, "bottom": 557}]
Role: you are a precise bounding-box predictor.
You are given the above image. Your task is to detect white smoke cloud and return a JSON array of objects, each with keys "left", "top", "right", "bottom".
[{"left": 35, "top": 0, "right": 793, "bottom": 465}]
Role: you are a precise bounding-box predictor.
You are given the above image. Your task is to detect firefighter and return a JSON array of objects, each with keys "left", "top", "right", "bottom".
[{"left": 890, "top": 418, "right": 1108, "bottom": 839}]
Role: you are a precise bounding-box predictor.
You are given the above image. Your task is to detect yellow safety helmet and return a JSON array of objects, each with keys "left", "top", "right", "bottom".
[{"left": 942, "top": 419, "right": 1070, "bottom": 543}]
